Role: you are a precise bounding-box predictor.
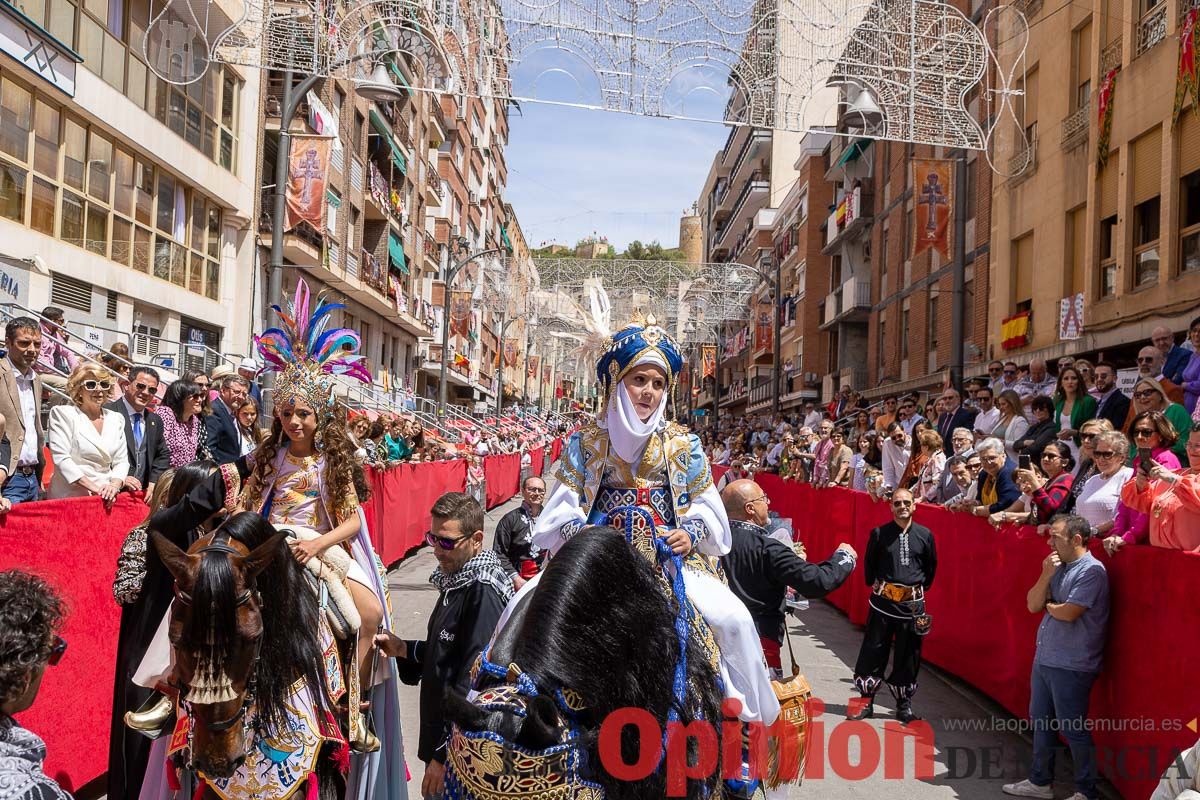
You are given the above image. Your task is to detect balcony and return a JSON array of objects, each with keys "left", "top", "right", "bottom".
[
  {"left": 426, "top": 159, "right": 444, "bottom": 204},
  {"left": 727, "top": 128, "right": 771, "bottom": 189},
  {"left": 1100, "top": 37, "right": 1123, "bottom": 74},
  {"left": 1007, "top": 136, "right": 1038, "bottom": 185},
  {"left": 819, "top": 275, "right": 872, "bottom": 329},
  {"left": 719, "top": 379, "right": 748, "bottom": 408},
  {"left": 283, "top": 222, "right": 323, "bottom": 266},
  {"left": 747, "top": 376, "right": 787, "bottom": 412},
  {"left": 822, "top": 185, "right": 872, "bottom": 253},
  {"left": 1060, "top": 102, "right": 1090, "bottom": 151},
  {"left": 715, "top": 173, "right": 770, "bottom": 249},
  {"left": 1136, "top": 3, "right": 1167, "bottom": 56}
]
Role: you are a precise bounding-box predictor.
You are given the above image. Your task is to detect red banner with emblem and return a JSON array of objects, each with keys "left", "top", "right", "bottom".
[
  {"left": 912, "top": 158, "right": 952, "bottom": 258},
  {"left": 284, "top": 135, "right": 332, "bottom": 231},
  {"left": 753, "top": 300, "right": 773, "bottom": 351},
  {"left": 700, "top": 345, "right": 717, "bottom": 379},
  {"left": 1175, "top": 7, "right": 1200, "bottom": 123},
  {"left": 449, "top": 291, "right": 472, "bottom": 338}
]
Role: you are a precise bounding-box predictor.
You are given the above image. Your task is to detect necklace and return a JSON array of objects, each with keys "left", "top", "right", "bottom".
[{"left": 1153, "top": 469, "right": 1196, "bottom": 519}]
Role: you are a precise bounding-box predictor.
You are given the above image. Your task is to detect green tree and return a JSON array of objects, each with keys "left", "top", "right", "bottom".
[{"left": 625, "top": 240, "right": 648, "bottom": 260}]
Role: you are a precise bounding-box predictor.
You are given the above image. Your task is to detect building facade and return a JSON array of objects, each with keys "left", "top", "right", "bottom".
[
  {"left": 989, "top": 0, "right": 1200, "bottom": 367},
  {"left": 0, "top": 0, "right": 260, "bottom": 372}
]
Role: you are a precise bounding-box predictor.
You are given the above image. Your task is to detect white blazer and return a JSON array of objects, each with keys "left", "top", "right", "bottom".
[{"left": 46, "top": 405, "right": 129, "bottom": 499}]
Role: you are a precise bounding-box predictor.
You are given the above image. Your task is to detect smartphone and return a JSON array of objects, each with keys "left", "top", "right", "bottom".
[
  {"left": 1018, "top": 454, "right": 1031, "bottom": 471},
  {"left": 1138, "top": 447, "right": 1154, "bottom": 473}
]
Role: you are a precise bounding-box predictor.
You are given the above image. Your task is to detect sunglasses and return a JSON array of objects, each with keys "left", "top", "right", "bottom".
[
  {"left": 82, "top": 379, "right": 112, "bottom": 391},
  {"left": 48, "top": 636, "right": 66, "bottom": 666},
  {"left": 1003, "top": 370, "right": 1016, "bottom": 375},
  {"left": 524, "top": 487, "right": 546, "bottom": 495},
  {"left": 1132, "top": 390, "right": 1157, "bottom": 400},
  {"left": 1080, "top": 432, "right": 1097, "bottom": 440},
  {"left": 132, "top": 381, "right": 156, "bottom": 393},
  {"left": 188, "top": 392, "right": 205, "bottom": 400},
  {"left": 1133, "top": 428, "right": 1156, "bottom": 438},
  {"left": 425, "top": 530, "right": 471, "bottom": 550},
  {"left": 1092, "top": 450, "right": 1117, "bottom": 459},
  {"left": 892, "top": 499, "right": 913, "bottom": 507}
]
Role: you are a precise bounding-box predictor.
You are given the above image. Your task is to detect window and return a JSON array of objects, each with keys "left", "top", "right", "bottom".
[
  {"left": 1099, "top": 215, "right": 1118, "bottom": 297},
  {"left": 1013, "top": 233, "right": 1034, "bottom": 305},
  {"left": 0, "top": 161, "right": 26, "bottom": 223},
  {"left": 880, "top": 223, "right": 889, "bottom": 286},
  {"left": 965, "top": 157, "right": 977, "bottom": 222},
  {"left": 63, "top": 117, "right": 86, "bottom": 191},
  {"left": 928, "top": 295, "right": 939, "bottom": 352},
  {"left": 0, "top": 78, "right": 32, "bottom": 163},
  {"left": 1067, "top": 206, "right": 1086, "bottom": 294},
  {"left": 1073, "top": 21, "right": 1092, "bottom": 111},
  {"left": 1133, "top": 196, "right": 1160, "bottom": 287},
  {"left": 877, "top": 314, "right": 886, "bottom": 378},
  {"left": 1019, "top": 68, "right": 1039, "bottom": 145},
  {"left": 900, "top": 302, "right": 910, "bottom": 362},
  {"left": 1181, "top": 170, "right": 1200, "bottom": 274},
  {"left": 33, "top": 101, "right": 59, "bottom": 179}
]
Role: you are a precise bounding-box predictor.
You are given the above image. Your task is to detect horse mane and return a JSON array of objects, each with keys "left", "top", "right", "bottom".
[
  {"left": 511, "top": 526, "right": 724, "bottom": 800},
  {"left": 178, "top": 544, "right": 240, "bottom": 703},
  {"left": 220, "top": 512, "right": 332, "bottom": 737}
]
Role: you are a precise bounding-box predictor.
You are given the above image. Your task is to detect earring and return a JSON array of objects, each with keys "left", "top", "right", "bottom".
[{"left": 314, "top": 430, "right": 325, "bottom": 450}]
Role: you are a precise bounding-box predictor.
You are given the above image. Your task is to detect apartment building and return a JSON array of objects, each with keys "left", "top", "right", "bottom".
[
  {"left": 0, "top": 0, "right": 259, "bottom": 371},
  {"left": 769, "top": 131, "right": 834, "bottom": 411},
  {"left": 989, "top": 0, "right": 1200, "bottom": 366}
]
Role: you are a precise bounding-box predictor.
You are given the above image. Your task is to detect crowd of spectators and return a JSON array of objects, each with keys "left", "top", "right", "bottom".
[
  {"left": 0, "top": 312, "right": 564, "bottom": 514},
  {"left": 695, "top": 319, "right": 1200, "bottom": 553}
]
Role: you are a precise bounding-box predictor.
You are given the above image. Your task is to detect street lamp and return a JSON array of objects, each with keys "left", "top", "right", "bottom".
[
  {"left": 729, "top": 260, "right": 784, "bottom": 413},
  {"left": 438, "top": 236, "right": 505, "bottom": 416},
  {"left": 265, "top": 52, "right": 406, "bottom": 392}
]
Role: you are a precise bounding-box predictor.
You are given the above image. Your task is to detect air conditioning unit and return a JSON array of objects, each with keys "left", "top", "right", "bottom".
[{"left": 469, "top": 192, "right": 480, "bottom": 205}]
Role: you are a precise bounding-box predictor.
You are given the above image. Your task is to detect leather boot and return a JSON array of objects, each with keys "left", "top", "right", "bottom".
[
  {"left": 846, "top": 696, "right": 874, "bottom": 720},
  {"left": 124, "top": 692, "right": 174, "bottom": 734},
  {"left": 896, "top": 700, "right": 921, "bottom": 724}
]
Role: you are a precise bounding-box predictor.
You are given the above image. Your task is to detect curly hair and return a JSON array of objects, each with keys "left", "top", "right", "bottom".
[
  {"left": 66, "top": 361, "right": 117, "bottom": 406},
  {"left": 242, "top": 405, "right": 370, "bottom": 520},
  {"left": 0, "top": 571, "right": 64, "bottom": 707}
]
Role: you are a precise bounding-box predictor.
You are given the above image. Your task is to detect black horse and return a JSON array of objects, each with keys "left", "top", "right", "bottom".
[
  {"left": 154, "top": 512, "right": 345, "bottom": 798},
  {"left": 446, "top": 525, "right": 726, "bottom": 800}
]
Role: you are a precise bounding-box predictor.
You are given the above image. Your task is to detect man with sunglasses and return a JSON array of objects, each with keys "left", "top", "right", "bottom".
[
  {"left": 1092, "top": 362, "right": 1130, "bottom": 431},
  {"left": 374, "top": 492, "right": 511, "bottom": 800},
  {"left": 720, "top": 479, "right": 856, "bottom": 680},
  {"left": 848, "top": 488, "right": 937, "bottom": 724},
  {"left": 105, "top": 366, "right": 170, "bottom": 497},
  {"left": 493, "top": 476, "right": 548, "bottom": 590},
  {"left": 0, "top": 570, "right": 72, "bottom": 799}
]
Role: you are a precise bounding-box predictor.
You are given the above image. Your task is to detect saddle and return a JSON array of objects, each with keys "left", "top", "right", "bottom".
[{"left": 281, "top": 526, "right": 361, "bottom": 638}]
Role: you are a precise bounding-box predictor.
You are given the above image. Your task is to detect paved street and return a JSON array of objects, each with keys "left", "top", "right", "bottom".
[{"left": 386, "top": 494, "right": 1086, "bottom": 800}]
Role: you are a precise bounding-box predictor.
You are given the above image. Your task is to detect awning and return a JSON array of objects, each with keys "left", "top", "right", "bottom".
[
  {"left": 835, "top": 138, "right": 871, "bottom": 168},
  {"left": 388, "top": 62, "right": 414, "bottom": 97},
  {"left": 388, "top": 231, "right": 409, "bottom": 274},
  {"left": 369, "top": 109, "right": 407, "bottom": 174}
]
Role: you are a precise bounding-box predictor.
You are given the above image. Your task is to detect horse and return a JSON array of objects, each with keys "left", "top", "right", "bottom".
[
  {"left": 443, "top": 524, "right": 727, "bottom": 800},
  {"left": 153, "top": 511, "right": 348, "bottom": 798}
]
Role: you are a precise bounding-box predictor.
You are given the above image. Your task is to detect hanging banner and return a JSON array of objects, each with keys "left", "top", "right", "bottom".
[
  {"left": 753, "top": 300, "right": 773, "bottom": 351},
  {"left": 528, "top": 355, "right": 539, "bottom": 378},
  {"left": 284, "top": 135, "right": 332, "bottom": 231},
  {"left": 542, "top": 365, "right": 551, "bottom": 383},
  {"left": 449, "top": 292, "right": 473, "bottom": 338},
  {"left": 1059, "top": 293, "right": 1085, "bottom": 340},
  {"left": 1174, "top": 7, "right": 1200, "bottom": 124},
  {"left": 504, "top": 339, "right": 519, "bottom": 368},
  {"left": 912, "top": 158, "right": 952, "bottom": 258},
  {"left": 700, "top": 345, "right": 717, "bottom": 379},
  {"left": 1097, "top": 69, "right": 1118, "bottom": 167}
]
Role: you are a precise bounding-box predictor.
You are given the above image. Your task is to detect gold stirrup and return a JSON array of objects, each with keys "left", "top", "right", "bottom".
[{"left": 124, "top": 692, "right": 173, "bottom": 733}]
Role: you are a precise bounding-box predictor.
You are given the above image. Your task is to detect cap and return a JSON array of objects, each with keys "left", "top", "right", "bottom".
[{"left": 238, "top": 356, "right": 259, "bottom": 372}]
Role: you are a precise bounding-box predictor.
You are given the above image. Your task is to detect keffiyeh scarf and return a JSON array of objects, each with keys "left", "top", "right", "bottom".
[{"left": 431, "top": 550, "right": 515, "bottom": 605}]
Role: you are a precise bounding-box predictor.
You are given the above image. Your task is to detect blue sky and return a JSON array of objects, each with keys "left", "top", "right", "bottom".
[{"left": 505, "top": 102, "right": 729, "bottom": 252}]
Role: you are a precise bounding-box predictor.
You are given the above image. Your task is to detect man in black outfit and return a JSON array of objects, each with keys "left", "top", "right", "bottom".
[
  {"left": 848, "top": 487, "right": 937, "bottom": 724},
  {"left": 936, "top": 387, "right": 978, "bottom": 454},
  {"left": 719, "top": 478, "right": 857, "bottom": 679},
  {"left": 1092, "top": 362, "right": 1130, "bottom": 431},
  {"left": 373, "top": 492, "right": 511, "bottom": 800},
  {"left": 206, "top": 374, "right": 248, "bottom": 464},
  {"left": 492, "top": 475, "right": 547, "bottom": 590},
  {"left": 105, "top": 366, "right": 170, "bottom": 495}
]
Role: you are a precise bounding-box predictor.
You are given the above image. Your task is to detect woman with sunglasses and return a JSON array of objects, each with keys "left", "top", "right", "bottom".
[
  {"left": 1120, "top": 423, "right": 1200, "bottom": 551},
  {"left": 1128, "top": 378, "right": 1191, "bottom": 462},
  {"left": 1128, "top": 410, "right": 1183, "bottom": 473},
  {"left": 0, "top": 570, "right": 71, "bottom": 800},
  {"left": 1073, "top": 430, "right": 1133, "bottom": 538},
  {"left": 1064, "top": 418, "right": 1113, "bottom": 512},
  {"left": 46, "top": 363, "right": 129, "bottom": 503},
  {"left": 154, "top": 379, "right": 210, "bottom": 467}
]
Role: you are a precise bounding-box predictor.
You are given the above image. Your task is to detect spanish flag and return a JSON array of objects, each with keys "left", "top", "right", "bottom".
[{"left": 1001, "top": 311, "right": 1032, "bottom": 350}]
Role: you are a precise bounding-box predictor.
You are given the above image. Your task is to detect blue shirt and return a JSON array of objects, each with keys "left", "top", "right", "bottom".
[{"left": 1034, "top": 552, "right": 1109, "bottom": 674}]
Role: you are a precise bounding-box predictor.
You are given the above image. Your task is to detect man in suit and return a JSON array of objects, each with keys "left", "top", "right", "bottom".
[
  {"left": 206, "top": 374, "right": 249, "bottom": 464},
  {"left": 237, "top": 357, "right": 262, "bottom": 409},
  {"left": 0, "top": 317, "right": 44, "bottom": 506},
  {"left": 105, "top": 366, "right": 170, "bottom": 495},
  {"left": 1092, "top": 363, "right": 1130, "bottom": 431},
  {"left": 936, "top": 387, "right": 978, "bottom": 455}
]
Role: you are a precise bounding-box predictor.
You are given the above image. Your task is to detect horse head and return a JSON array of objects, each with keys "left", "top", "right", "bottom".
[{"left": 152, "top": 528, "right": 284, "bottom": 778}]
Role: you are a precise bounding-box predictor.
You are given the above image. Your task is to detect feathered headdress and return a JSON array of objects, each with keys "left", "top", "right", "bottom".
[{"left": 255, "top": 279, "right": 372, "bottom": 415}]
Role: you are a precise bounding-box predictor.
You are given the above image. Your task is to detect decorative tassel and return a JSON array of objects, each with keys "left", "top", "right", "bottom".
[
  {"left": 192, "top": 780, "right": 207, "bottom": 800},
  {"left": 305, "top": 772, "right": 319, "bottom": 800},
  {"left": 166, "top": 759, "right": 181, "bottom": 792},
  {"left": 331, "top": 741, "right": 351, "bottom": 775}
]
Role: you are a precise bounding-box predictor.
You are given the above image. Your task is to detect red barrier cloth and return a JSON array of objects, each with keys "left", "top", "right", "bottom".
[
  {"left": 0, "top": 494, "right": 149, "bottom": 793},
  {"left": 362, "top": 460, "right": 467, "bottom": 565},
  {"left": 550, "top": 438, "right": 564, "bottom": 463},
  {"left": 758, "top": 481, "right": 1200, "bottom": 800},
  {"left": 712, "top": 465, "right": 729, "bottom": 484},
  {"left": 484, "top": 453, "right": 521, "bottom": 509},
  {"left": 529, "top": 448, "right": 545, "bottom": 478}
]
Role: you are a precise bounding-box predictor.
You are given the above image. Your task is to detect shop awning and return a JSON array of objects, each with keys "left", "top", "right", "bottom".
[
  {"left": 388, "top": 62, "right": 415, "bottom": 97},
  {"left": 835, "top": 138, "right": 871, "bottom": 168},
  {"left": 388, "top": 231, "right": 409, "bottom": 274},
  {"left": 369, "top": 109, "right": 407, "bottom": 174}
]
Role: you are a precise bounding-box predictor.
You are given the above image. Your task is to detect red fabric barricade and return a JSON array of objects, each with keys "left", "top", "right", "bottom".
[
  {"left": 550, "top": 437, "right": 564, "bottom": 463},
  {"left": 529, "top": 447, "right": 545, "bottom": 478},
  {"left": 484, "top": 453, "right": 521, "bottom": 509},
  {"left": 758, "top": 481, "right": 1200, "bottom": 800},
  {"left": 362, "top": 460, "right": 467, "bottom": 565},
  {"left": 0, "top": 494, "right": 149, "bottom": 794}
]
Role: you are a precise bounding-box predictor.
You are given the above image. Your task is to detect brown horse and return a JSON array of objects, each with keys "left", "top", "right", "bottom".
[{"left": 152, "top": 512, "right": 341, "bottom": 794}]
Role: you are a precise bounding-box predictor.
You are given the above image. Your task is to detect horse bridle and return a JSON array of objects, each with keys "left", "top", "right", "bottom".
[{"left": 172, "top": 534, "right": 263, "bottom": 735}]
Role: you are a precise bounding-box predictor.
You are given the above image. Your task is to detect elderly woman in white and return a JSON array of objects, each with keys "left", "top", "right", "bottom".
[{"left": 47, "top": 363, "right": 129, "bottom": 503}]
